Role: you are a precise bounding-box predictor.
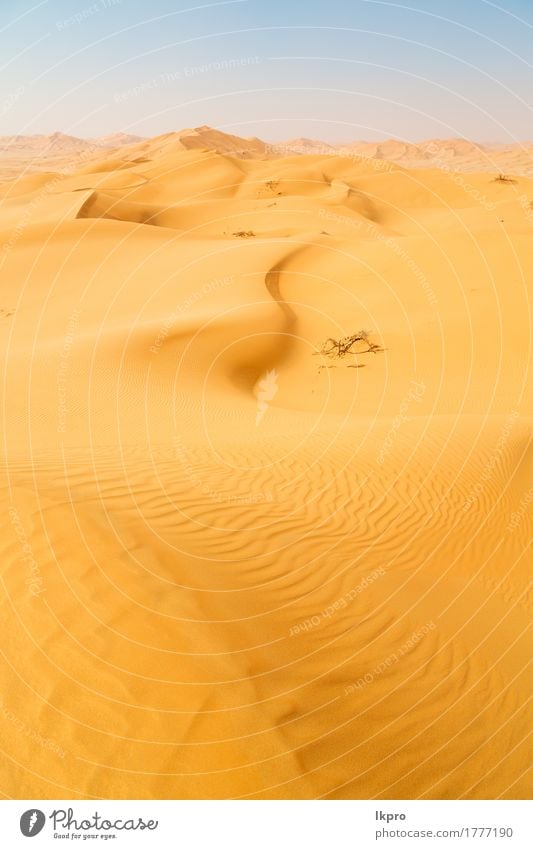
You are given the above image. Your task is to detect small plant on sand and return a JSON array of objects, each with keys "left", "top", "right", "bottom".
[
  {"left": 314, "top": 330, "right": 382, "bottom": 358},
  {"left": 493, "top": 174, "right": 516, "bottom": 184},
  {"left": 232, "top": 230, "right": 256, "bottom": 238}
]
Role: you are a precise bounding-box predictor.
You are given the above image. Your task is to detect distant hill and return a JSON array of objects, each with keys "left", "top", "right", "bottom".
[
  {"left": 0, "top": 131, "right": 144, "bottom": 153},
  {"left": 0, "top": 126, "right": 532, "bottom": 175}
]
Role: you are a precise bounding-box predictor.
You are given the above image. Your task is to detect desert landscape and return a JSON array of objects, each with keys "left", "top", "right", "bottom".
[
  {"left": 1, "top": 126, "right": 533, "bottom": 177},
  {"left": 0, "top": 126, "right": 531, "bottom": 800}
]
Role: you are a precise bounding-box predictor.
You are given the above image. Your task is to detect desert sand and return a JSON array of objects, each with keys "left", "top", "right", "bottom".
[
  {"left": 3, "top": 127, "right": 533, "bottom": 179},
  {"left": 278, "top": 137, "right": 533, "bottom": 176},
  {"left": 0, "top": 128, "right": 531, "bottom": 799}
]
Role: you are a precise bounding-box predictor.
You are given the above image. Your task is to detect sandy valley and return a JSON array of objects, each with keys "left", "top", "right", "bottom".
[{"left": 0, "top": 127, "right": 531, "bottom": 799}]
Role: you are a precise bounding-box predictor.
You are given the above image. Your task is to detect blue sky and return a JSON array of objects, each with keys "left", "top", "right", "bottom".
[{"left": 1, "top": 0, "right": 531, "bottom": 141}]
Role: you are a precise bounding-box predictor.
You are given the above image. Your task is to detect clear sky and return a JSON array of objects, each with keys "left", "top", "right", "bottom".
[{"left": 0, "top": 0, "right": 531, "bottom": 142}]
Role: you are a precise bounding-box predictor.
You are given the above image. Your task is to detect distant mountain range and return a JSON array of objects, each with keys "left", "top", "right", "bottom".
[
  {"left": 0, "top": 131, "right": 144, "bottom": 152},
  {"left": 271, "top": 135, "right": 533, "bottom": 173},
  {"left": 1, "top": 126, "right": 532, "bottom": 175}
]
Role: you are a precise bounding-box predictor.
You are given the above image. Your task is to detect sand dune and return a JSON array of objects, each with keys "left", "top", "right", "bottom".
[
  {"left": 0, "top": 132, "right": 145, "bottom": 182},
  {"left": 277, "top": 137, "right": 533, "bottom": 176},
  {"left": 3, "top": 127, "right": 532, "bottom": 182},
  {"left": 0, "top": 131, "right": 144, "bottom": 153},
  {"left": 0, "top": 131, "right": 531, "bottom": 799}
]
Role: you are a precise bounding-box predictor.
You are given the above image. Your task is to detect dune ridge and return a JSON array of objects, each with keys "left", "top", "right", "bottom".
[
  {"left": 1, "top": 126, "right": 532, "bottom": 181},
  {"left": 0, "top": 131, "right": 531, "bottom": 799}
]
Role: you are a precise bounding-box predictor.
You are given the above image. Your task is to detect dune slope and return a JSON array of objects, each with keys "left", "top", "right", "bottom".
[{"left": 0, "top": 139, "right": 531, "bottom": 799}]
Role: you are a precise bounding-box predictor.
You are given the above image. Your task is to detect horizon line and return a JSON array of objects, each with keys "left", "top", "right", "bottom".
[{"left": 1, "top": 127, "right": 533, "bottom": 146}]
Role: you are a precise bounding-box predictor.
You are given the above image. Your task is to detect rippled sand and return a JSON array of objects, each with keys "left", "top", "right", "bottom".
[{"left": 0, "top": 132, "right": 531, "bottom": 798}]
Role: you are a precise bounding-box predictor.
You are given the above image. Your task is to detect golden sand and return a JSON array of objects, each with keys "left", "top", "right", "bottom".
[{"left": 0, "top": 131, "right": 531, "bottom": 799}]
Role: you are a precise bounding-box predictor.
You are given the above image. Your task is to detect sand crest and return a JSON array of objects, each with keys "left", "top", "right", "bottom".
[{"left": 0, "top": 129, "right": 531, "bottom": 799}]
